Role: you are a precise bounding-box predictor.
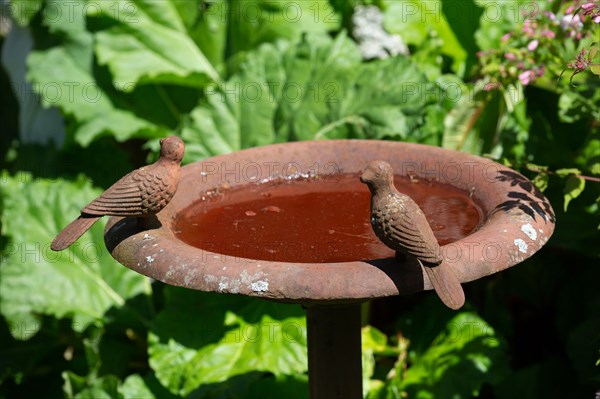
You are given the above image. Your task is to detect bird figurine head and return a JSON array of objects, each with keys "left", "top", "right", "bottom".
[
  {"left": 360, "top": 160, "right": 394, "bottom": 193},
  {"left": 160, "top": 136, "right": 185, "bottom": 163}
]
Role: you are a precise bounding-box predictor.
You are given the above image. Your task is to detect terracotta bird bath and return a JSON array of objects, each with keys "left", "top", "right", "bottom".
[{"left": 104, "top": 140, "right": 555, "bottom": 399}]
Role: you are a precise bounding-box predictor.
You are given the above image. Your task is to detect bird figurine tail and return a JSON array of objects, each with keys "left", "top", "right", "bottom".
[
  {"left": 422, "top": 261, "right": 465, "bottom": 310},
  {"left": 51, "top": 216, "right": 100, "bottom": 251}
]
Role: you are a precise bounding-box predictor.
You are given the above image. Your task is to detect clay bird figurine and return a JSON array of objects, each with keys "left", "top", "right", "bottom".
[
  {"left": 360, "top": 160, "right": 465, "bottom": 309},
  {"left": 51, "top": 136, "right": 185, "bottom": 251}
]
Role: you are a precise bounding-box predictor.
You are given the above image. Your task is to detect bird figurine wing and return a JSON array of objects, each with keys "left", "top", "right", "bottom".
[
  {"left": 382, "top": 199, "right": 443, "bottom": 265},
  {"left": 82, "top": 166, "right": 170, "bottom": 217}
]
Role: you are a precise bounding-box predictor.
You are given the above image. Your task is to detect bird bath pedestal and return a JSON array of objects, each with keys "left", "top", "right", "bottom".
[{"left": 105, "top": 140, "right": 555, "bottom": 399}]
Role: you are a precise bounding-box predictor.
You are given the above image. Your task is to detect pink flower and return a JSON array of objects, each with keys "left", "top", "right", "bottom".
[
  {"left": 542, "top": 30, "right": 556, "bottom": 39},
  {"left": 544, "top": 11, "right": 556, "bottom": 21},
  {"left": 522, "top": 19, "right": 539, "bottom": 37},
  {"left": 582, "top": 2, "right": 600, "bottom": 23},
  {"left": 561, "top": 14, "right": 582, "bottom": 31},
  {"left": 536, "top": 65, "right": 546, "bottom": 77},
  {"left": 505, "top": 52, "right": 517, "bottom": 60},
  {"left": 568, "top": 49, "right": 591, "bottom": 73},
  {"left": 527, "top": 40, "right": 539, "bottom": 51},
  {"left": 501, "top": 33, "right": 511, "bottom": 42},
  {"left": 518, "top": 70, "right": 536, "bottom": 85},
  {"left": 484, "top": 82, "right": 500, "bottom": 91}
]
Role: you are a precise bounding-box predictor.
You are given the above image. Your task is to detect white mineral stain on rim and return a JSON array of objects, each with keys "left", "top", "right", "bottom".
[
  {"left": 521, "top": 223, "right": 537, "bottom": 240},
  {"left": 514, "top": 239, "right": 528, "bottom": 254}
]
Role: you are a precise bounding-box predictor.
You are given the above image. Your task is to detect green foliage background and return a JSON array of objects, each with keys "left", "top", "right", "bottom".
[{"left": 0, "top": 1, "right": 598, "bottom": 398}]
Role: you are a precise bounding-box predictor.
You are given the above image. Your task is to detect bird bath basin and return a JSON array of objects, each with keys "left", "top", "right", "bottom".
[
  {"left": 105, "top": 140, "right": 555, "bottom": 398},
  {"left": 173, "top": 172, "right": 483, "bottom": 263}
]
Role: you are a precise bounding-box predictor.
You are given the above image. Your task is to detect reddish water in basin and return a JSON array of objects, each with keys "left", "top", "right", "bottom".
[{"left": 174, "top": 174, "right": 482, "bottom": 263}]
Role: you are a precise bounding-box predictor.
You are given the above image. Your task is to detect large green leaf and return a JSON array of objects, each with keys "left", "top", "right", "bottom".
[
  {"left": 148, "top": 287, "right": 307, "bottom": 396},
  {"left": 180, "top": 41, "right": 289, "bottom": 160},
  {"left": 392, "top": 312, "right": 509, "bottom": 398},
  {"left": 24, "top": 1, "right": 166, "bottom": 146},
  {"left": 441, "top": 77, "right": 494, "bottom": 153},
  {"left": 440, "top": 0, "right": 483, "bottom": 77},
  {"left": 118, "top": 375, "right": 157, "bottom": 399},
  {"left": 7, "top": 0, "right": 43, "bottom": 26},
  {"left": 63, "top": 371, "right": 121, "bottom": 399},
  {"left": 180, "top": 33, "right": 355, "bottom": 158},
  {"left": 0, "top": 173, "right": 151, "bottom": 339},
  {"left": 268, "top": 32, "right": 362, "bottom": 141},
  {"left": 94, "top": 0, "right": 220, "bottom": 90},
  {"left": 223, "top": 0, "right": 340, "bottom": 74},
  {"left": 62, "top": 332, "right": 175, "bottom": 399},
  {"left": 331, "top": 55, "right": 438, "bottom": 141},
  {"left": 278, "top": 33, "right": 445, "bottom": 144},
  {"left": 562, "top": 174, "right": 585, "bottom": 212},
  {"left": 26, "top": 47, "right": 162, "bottom": 146},
  {"left": 179, "top": 0, "right": 228, "bottom": 74},
  {"left": 182, "top": 32, "right": 444, "bottom": 158},
  {"left": 383, "top": 0, "right": 468, "bottom": 75},
  {"left": 558, "top": 87, "right": 600, "bottom": 124},
  {"left": 362, "top": 325, "right": 397, "bottom": 398},
  {"left": 64, "top": 370, "right": 180, "bottom": 399}
]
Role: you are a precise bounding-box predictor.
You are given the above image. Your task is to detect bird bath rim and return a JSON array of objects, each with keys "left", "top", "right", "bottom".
[{"left": 104, "top": 140, "right": 555, "bottom": 304}]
